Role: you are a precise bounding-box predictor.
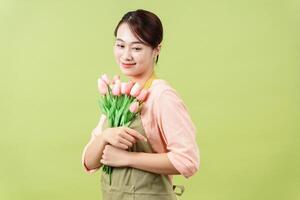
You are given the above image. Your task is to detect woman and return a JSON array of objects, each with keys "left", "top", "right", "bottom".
[{"left": 82, "top": 9, "right": 200, "bottom": 200}]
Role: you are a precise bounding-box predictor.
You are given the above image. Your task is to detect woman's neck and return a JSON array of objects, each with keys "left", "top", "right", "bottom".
[{"left": 129, "top": 70, "right": 156, "bottom": 88}]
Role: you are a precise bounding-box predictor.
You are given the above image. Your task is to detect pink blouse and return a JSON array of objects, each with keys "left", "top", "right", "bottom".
[{"left": 82, "top": 79, "right": 200, "bottom": 181}]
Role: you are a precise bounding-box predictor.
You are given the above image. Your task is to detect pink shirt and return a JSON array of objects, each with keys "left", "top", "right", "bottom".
[{"left": 82, "top": 79, "right": 200, "bottom": 181}]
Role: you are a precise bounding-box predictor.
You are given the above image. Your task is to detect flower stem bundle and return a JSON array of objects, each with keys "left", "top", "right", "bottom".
[{"left": 97, "top": 74, "right": 149, "bottom": 185}]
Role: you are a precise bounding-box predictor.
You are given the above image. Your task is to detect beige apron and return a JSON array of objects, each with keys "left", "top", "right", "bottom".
[{"left": 101, "top": 113, "right": 184, "bottom": 200}]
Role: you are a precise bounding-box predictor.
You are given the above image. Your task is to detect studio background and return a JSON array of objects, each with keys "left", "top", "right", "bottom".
[{"left": 0, "top": 0, "right": 299, "bottom": 200}]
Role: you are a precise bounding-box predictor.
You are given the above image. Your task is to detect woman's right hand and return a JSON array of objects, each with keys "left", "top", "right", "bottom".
[{"left": 102, "top": 127, "right": 147, "bottom": 150}]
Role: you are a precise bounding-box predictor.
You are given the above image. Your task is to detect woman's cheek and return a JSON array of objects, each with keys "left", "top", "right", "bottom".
[
  {"left": 114, "top": 48, "right": 122, "bottom": 59},
  {"left": 132, "top": 52, "right": 142, "bottom": 63}
]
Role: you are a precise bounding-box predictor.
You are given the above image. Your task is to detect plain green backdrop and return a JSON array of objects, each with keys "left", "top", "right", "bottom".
[{"left": 0, "top": 0, "right": 299, "bottom": 199}]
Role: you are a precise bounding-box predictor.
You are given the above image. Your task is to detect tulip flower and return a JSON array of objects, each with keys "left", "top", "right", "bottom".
[
  {"left": 121, "top": 82, "right": 127, "bottom": 94},
  {"left": 136, "top": 89, "right": 149, "bottom": 102},
  {"left": 112, "top": 79, "right": 121, "bottom": 96},
  {"left": 129, "top": 102, "right": 139, "bottom": 113},
  {"left": 101, "top": 74, "right": 110, "bottom": 85},
  {"left": 130, "top": 82, "right": 142, "bottom": 97},
  {"left": 98, "top": 78, "right": 108, "bottom": 95},
  {"left": 112, "top": 75, "right": 120, "bottom": 84},
  {"left": 125, "top": 80, "right": 135, "bottom": 95}
]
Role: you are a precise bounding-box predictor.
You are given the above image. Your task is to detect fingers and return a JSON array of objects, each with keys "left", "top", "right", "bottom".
[
  {"left": 108, "top": 136, "right": 129, "bottom": 150},
  {"left": 104, "top": 127, "right": 147, "bottom": 149},
  {"left": 121, "top": 132, "right": 136, "bottom": 143},
  {"left": 119, "top": 137, "right": 133, "bottom": 148},
  {"left": 100, "top": 159, "right": 108, "bottom": 165},
  {"left": 124, "top": 127, "right": 147, "bottom": 142},
  {"left": 115, "top": 142, "right": 128, "bottom": 150}
]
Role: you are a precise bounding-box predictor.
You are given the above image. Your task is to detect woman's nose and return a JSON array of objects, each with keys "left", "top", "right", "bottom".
[{"left": 122, "top": 48, "right": 133, "bottom": 61}]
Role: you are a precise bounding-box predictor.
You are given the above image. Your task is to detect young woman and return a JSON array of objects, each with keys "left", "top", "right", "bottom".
[{"left": 82, "top": 9, "right": 200, "bottom": 200}]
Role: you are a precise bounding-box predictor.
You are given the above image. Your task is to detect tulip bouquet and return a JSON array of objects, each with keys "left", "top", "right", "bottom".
[{"left": 97, "top": 74, "right": 149, "bottom": 184}]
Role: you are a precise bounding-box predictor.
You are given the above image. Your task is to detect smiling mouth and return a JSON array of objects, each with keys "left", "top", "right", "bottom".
[{"left": 121, "top": 62, "right": 136, "bottom": 68}]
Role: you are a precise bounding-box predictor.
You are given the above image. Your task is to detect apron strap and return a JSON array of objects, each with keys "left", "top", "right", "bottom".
[{"left": 173, "top": 185, "right": 185, "bottom": 196}]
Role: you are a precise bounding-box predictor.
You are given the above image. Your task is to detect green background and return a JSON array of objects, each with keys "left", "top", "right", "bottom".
[{"left": 1, "top": 0, "right": 299, "bottom": 199}]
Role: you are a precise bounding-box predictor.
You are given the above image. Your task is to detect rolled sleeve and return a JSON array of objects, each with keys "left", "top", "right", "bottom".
[
  {"left": 81, "top": 114, "right": 107, "bottom": 174},
  {"left": 156, "top": 90, "right": 200, "bottom": 178}
]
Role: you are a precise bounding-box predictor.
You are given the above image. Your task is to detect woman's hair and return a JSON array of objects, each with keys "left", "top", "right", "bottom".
[{"left": 114, "top": 9, "right": 163, "bottom": 64}]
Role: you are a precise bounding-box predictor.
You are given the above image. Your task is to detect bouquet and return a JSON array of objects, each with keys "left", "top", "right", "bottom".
[{"left": 97, "top": 74, "right": 149, "bottom": 185}]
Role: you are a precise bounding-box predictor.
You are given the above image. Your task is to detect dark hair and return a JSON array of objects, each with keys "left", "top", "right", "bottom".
[{"left": 114, "top": 9, "right": 163, "bottom": 64}]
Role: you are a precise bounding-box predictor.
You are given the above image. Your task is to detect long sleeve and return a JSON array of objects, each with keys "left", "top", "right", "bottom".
[{"left": 155, "top": 89, "right": 200, "bottom": 178}]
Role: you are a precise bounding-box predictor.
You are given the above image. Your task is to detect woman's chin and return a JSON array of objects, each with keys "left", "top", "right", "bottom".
[
  {"left": 119, "top": 67, "right": 137, "bottom": 76},
  {"left": 119, "top": 69, "right": 134, "bottom": 77}
]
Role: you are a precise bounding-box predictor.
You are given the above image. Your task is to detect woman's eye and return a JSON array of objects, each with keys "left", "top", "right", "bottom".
[
  {"left": 133, "top": 47, "right": 142, "bottom": 51},
  {"left": 116, "top": 44, "right": 124, "bottom": 48}
]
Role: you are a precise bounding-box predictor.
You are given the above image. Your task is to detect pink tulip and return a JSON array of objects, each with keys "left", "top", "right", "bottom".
[
  {"left": 125, "top": 81, "right": 135, "bottom": 95},
  {"left": 101, "top": 74, "right": 110, "bottom": 85},
  {"left": 130, "top": 82, "right": 142, "bottom": 97},
  {"left": 98, "top": 78, "right": 108, "bottom": 95},
  {"left": 112, "top": 75, "right": 120, "bottom": 84},
  {"left": 137, "top": 89, "right": 149, "bottom": 102},
  {"left": 129, "top": 102, "right": 139, "bottom": 113},
  {"left": 112, "top": 79, "right": 121, "bottom": 96},
  {"left": 121, "top": 82, "right": 127, "bottom": 94}
]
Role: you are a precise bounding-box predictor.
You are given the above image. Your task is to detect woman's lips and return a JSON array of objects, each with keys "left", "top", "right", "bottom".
[{"left": 121, "top": 62, "right": 136, "bottom": 68}]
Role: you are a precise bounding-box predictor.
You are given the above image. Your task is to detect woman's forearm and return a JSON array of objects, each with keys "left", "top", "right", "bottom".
[
  {"left": 128, "top": 152, "right": 180, "bottom": 175},
  {"left": 84, "top": 134, "right": 107, "bottom": 170}
]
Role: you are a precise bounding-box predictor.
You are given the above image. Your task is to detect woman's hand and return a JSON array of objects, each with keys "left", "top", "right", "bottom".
[
  {"left": 100, "top": 145, "right": 132, "bottom": 167},
  {"left": 102, "top": 126, "right": 147, "bottom": 150}
]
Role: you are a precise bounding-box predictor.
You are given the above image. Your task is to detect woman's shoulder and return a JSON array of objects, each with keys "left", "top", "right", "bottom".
[
  {"left": 149, "top": 79, "right": 182, "bottom": 102},
  {"left": 148, "top": 79, "right": 190, "bottom": 120}
]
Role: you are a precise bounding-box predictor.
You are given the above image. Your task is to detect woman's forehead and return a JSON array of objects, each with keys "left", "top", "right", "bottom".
[
  {"left": 116, "top": 38, "right": 143, "bottom": 45},
  {"left": 116, "top": 23, "right": 143, "bottom": 44}
]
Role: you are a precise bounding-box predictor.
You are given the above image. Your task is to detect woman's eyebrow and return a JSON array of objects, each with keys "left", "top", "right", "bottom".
[{"left": 116, "top": 38, "right": 143, "bottom": 45}]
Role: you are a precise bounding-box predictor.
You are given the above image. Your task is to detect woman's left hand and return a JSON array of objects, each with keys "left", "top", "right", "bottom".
[{"left": 100, "top": 144, "right": 131, "bottom": 167}]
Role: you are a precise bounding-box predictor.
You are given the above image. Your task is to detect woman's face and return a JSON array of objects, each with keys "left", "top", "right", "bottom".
[{"left": 113, "top": 23, "right": 158, "bottom": 78}]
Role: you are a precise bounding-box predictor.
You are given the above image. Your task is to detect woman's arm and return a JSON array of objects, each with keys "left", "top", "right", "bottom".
[
  {"left": 100, "top": 89, "right": 200, "bottom": 178},
  {"left": 128, "top": 152, "right": 180, "bottom": 175},
  {"left": 83, "top": 124, "right": 147, "bottom": 172},
  {"left": 84, "top": 133, "right": 107, "bottom": 171},
  {"left": 100, "top": 144, "right": 180, "bottom": 175}
]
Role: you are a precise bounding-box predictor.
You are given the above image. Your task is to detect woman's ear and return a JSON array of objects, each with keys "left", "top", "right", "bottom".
[
  {"left": 153, "top": 44, "right": 162, "bottom": 62},
  {"left": 156, "top": 44, "right": 162, "bottom": 56}
]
